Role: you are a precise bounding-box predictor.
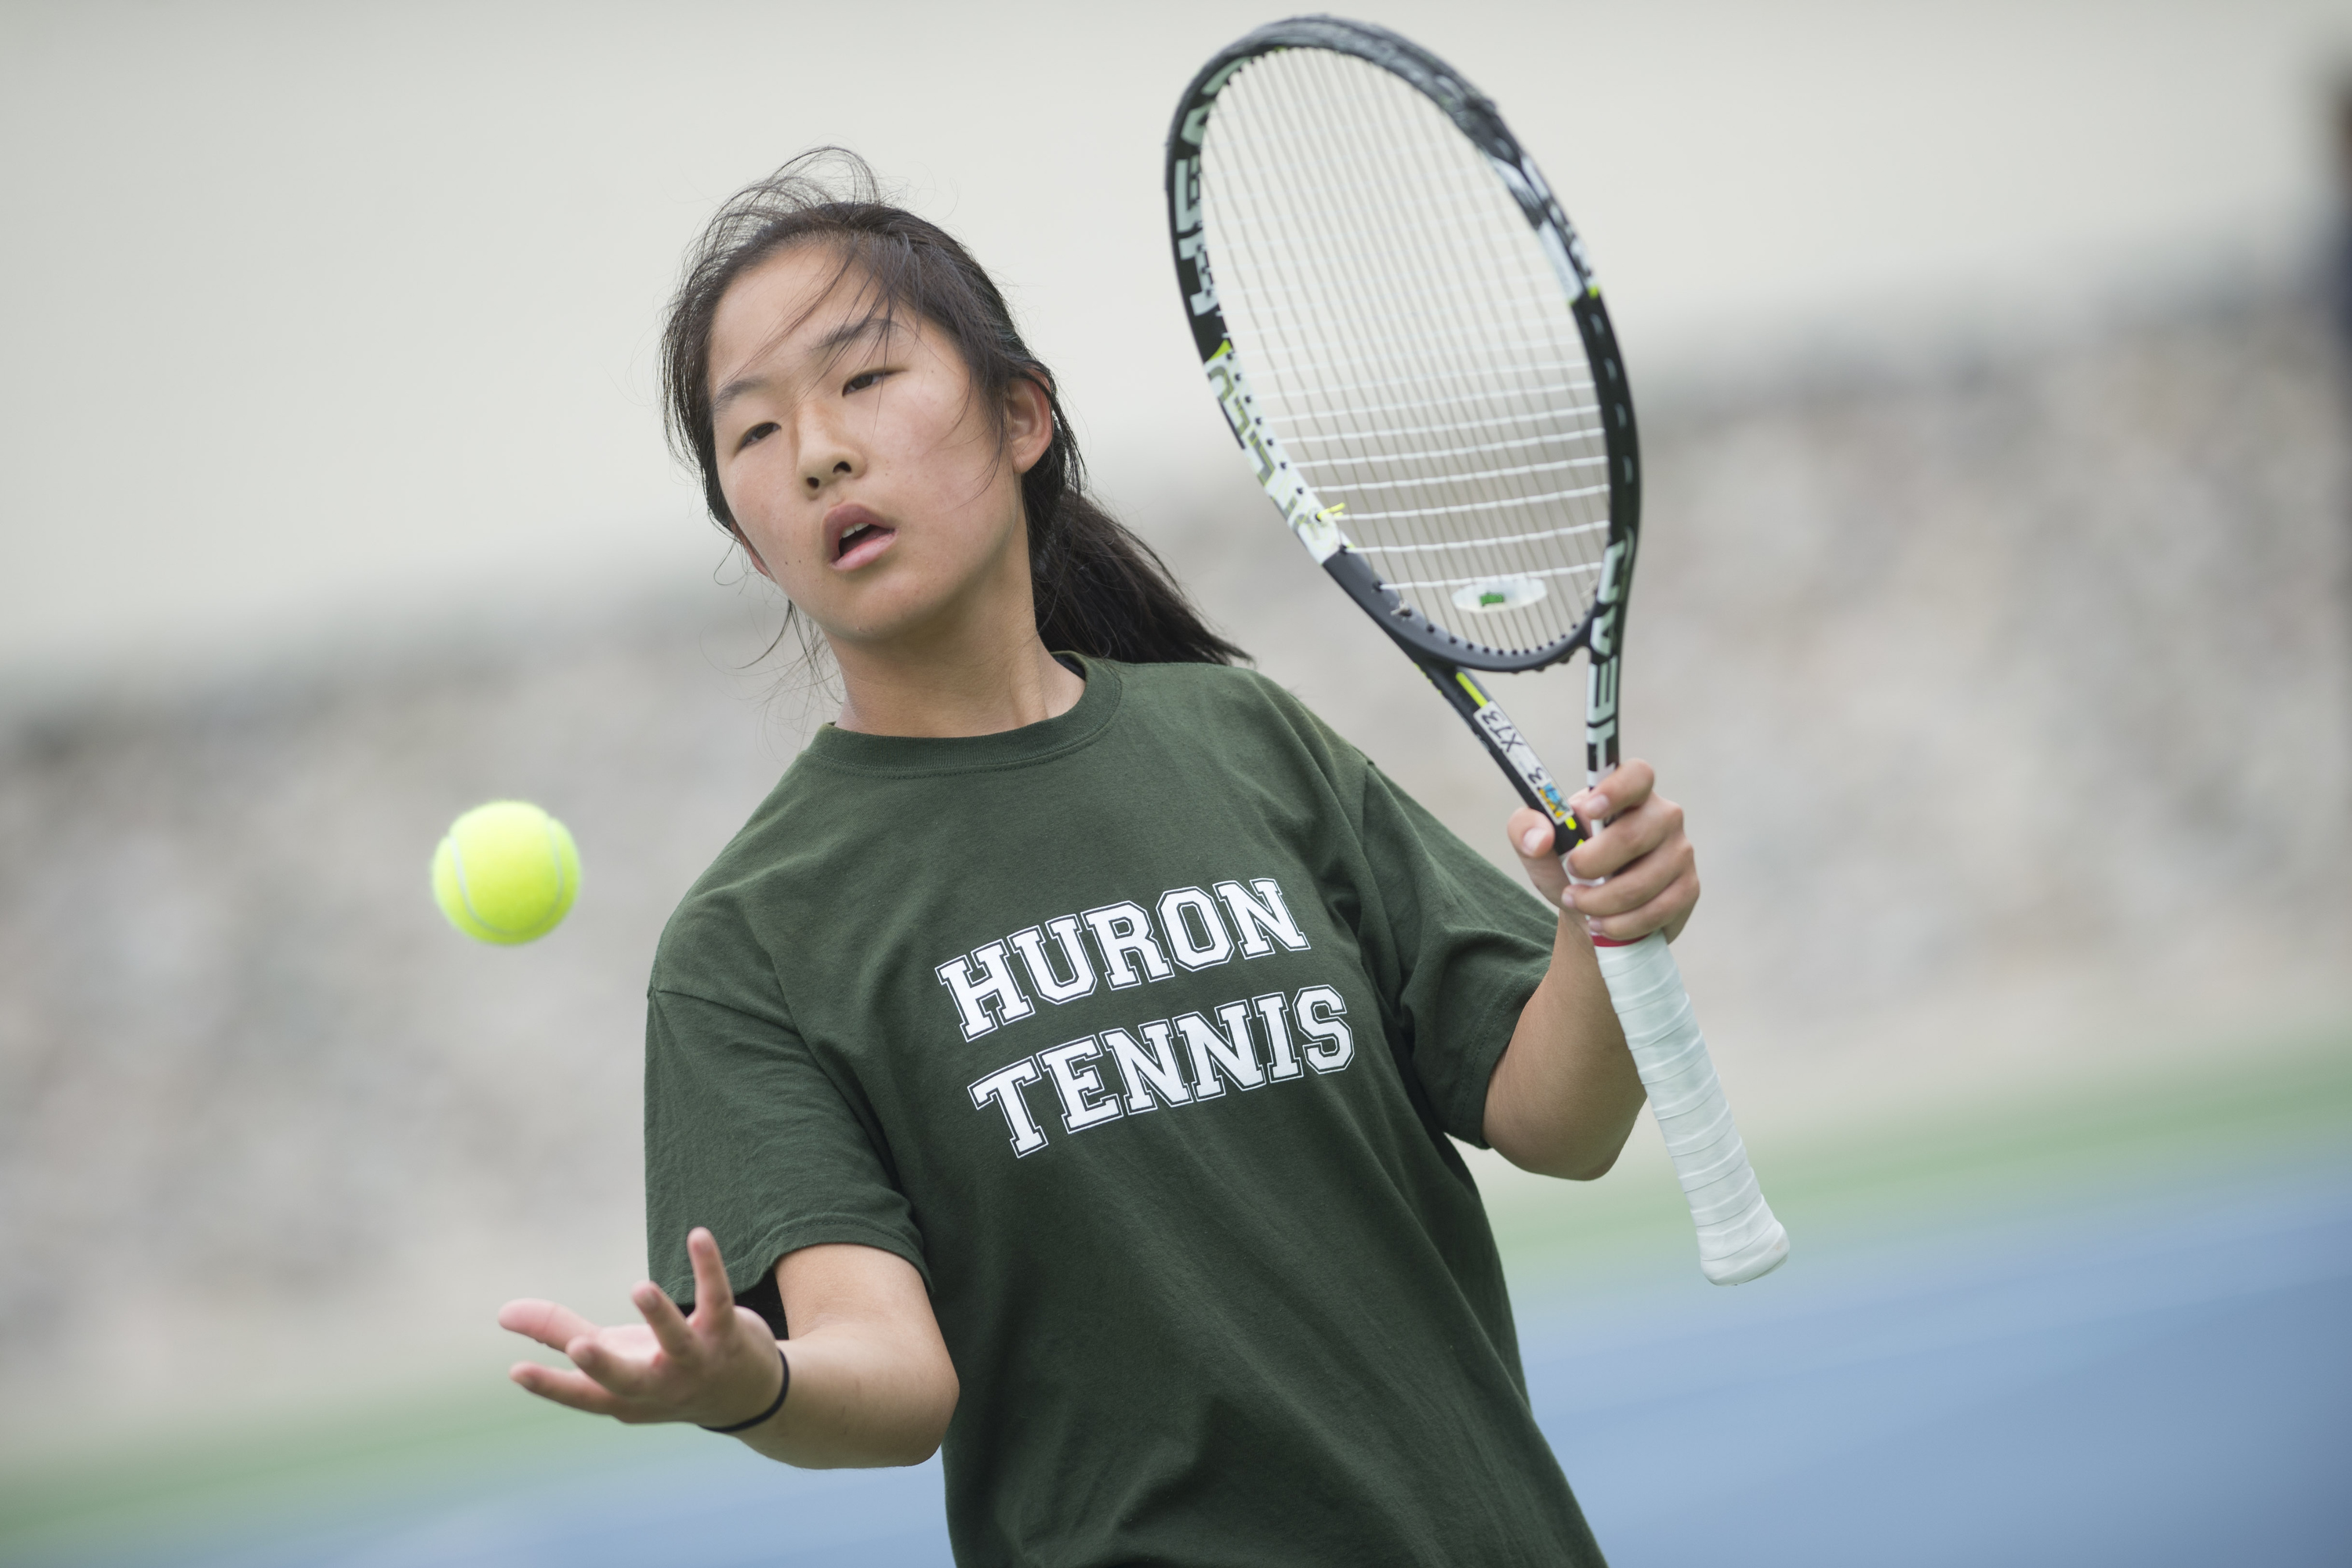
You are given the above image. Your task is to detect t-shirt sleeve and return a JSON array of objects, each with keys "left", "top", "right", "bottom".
[
  {"left": 644, "top": 984, "right": 930, "bottom": 1319},
  {"left": 1350, "top": 761, "right": 1560, "bottom": 1149}
]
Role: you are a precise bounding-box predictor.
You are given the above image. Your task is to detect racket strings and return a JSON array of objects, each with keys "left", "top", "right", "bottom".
[
  {"left": 1303, "top": 52, "right": 1573, "bottom": 538},
  {"left": 1200, "top": 46, "right": 1609, "bottom": 655},
  {"left": 1236, "top": 74, "right": 1532, "bottom": 485},
  {"left": 1286, "top": 59, "right": 1541, "bottom": 479},
  {"left": 1319, "top": 47, "right": 1602, "bottom": 637},
  {"left": 1219, "top": 74, "right": 1555, "bottom": 597}
]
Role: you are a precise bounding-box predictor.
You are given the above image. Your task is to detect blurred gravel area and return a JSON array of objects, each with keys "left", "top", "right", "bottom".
[{"left": 3, "top": 283, "right": 2347, "bottom": 1453}]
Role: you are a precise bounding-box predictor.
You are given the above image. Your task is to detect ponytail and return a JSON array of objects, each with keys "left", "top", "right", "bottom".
[{"left": 661, "top": 150, "right": 1245, "bottom": 667}]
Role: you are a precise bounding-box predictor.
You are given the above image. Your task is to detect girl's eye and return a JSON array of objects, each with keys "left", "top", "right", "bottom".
[
  {"left": 844, "top": 368, "right": 888, "bottom": 394},
  {"left": 737, "top": 421, "right": 779, "bottom": 452}
]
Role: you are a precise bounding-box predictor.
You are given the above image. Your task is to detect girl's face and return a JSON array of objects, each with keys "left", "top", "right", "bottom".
[{"left": 706, "top": 245, "right": 1051, "bottom": 652}]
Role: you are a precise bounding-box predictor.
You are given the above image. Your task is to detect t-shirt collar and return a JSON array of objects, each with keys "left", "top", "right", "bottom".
[{"left": 800, "top": 654, "right": 1122, "bottom": 777}]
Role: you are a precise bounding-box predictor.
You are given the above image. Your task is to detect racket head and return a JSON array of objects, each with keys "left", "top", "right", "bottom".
[{"left": 1167, "top": 16, "right": 1642, "bottom": 775}]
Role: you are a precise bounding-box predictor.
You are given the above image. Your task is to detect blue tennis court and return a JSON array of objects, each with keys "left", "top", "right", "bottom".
[{"left": 1534, "top": 1170, "right": 2352, "bottom": 1566}]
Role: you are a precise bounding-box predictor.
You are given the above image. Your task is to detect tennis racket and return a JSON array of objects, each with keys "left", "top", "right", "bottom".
[{"left": 1165, "top": 16, "right": 1787, "bottom": 1285}]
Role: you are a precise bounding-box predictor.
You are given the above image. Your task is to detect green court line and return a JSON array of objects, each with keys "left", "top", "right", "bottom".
[
  {"left": 1486, "top": 1026, "right": 2352, "bottom": 1274},
  {"left": 0, "top": 1381, "right": 689, "bottom": 1555}
]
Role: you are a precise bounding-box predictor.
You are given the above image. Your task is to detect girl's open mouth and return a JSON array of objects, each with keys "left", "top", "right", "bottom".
[{"left": 826, "top": 504, "right": 897, "bottom": 570}]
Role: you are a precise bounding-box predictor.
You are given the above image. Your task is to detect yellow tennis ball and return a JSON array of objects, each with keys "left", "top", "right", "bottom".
[{"left": 431, "top": 800, "right": 581, "bottom": 945}]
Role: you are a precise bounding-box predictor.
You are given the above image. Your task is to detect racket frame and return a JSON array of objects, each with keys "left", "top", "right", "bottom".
[{"left": 1168, "top": 14, "right": 1642, "bottom": 854}]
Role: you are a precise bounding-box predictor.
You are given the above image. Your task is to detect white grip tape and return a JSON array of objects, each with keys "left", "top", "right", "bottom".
[{"left": 1594, "top": 931, "right": 1789, "bottom": 1285}]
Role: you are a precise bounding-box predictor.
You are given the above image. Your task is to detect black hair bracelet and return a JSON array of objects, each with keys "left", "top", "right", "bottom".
[{"left": 699, "top": 1343, "right": 790, "bottom": 1434}]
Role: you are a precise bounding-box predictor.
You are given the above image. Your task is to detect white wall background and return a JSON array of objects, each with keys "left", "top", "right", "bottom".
[{"left": 2, "top": 0, "right": 2346, "bottom": 686}]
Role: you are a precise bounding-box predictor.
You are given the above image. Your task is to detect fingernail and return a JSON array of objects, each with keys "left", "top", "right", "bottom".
[
  {"left": 1521, "top": 826, "right": 1550, "bottom": 855},
  {"left": 1581, "top": 793, "right": 1610, "bottom": 821}
]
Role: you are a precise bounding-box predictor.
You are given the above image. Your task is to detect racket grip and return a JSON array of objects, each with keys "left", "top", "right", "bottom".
[{"left": 1593, "top": 932, "right": 1789, "bottom": 1285}]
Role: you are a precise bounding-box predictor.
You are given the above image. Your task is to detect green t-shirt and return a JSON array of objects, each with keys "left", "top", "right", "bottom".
[{"left": 645, "top": 657, "right": 1603, "bottom": 1567}]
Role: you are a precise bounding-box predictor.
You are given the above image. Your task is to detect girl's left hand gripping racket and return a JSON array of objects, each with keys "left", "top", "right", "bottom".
[{"left": 1165, "top": 15, "right": 1787, "bottom": 1284}]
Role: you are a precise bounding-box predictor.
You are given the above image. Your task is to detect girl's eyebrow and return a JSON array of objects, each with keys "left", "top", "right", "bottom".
[
  {"left": 712, "top": 317, "right": 897, "bottom": 418},
  {"left": 710, "top": 373, "right": 770, "bottom": 419}
]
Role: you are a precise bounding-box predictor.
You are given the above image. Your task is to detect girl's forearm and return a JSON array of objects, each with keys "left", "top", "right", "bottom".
[
  {"left": 1483, "top": 915, "right": 1646, "bottom": 1179},
  {"left": 737, "top": 1321, "right": 960, "bottom": 1468}
]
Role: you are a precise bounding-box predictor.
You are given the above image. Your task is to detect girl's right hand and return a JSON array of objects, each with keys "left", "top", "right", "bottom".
[
  {"left": 498, "top": 1226, "right": 785, "bottom": 1430},
  {"left": 1504, "top": 757, "right": 1699, "bottom": 945}
]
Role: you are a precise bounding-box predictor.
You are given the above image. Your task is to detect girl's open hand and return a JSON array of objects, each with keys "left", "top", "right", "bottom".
[
  {"left": 1505, "top": 758, "right": 1699, "bottom": 944},
  {"left": 498, "top": 1227, "right": 784, "bottom": 1429}
]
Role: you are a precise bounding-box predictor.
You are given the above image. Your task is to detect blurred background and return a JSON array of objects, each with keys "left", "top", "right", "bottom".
[{"left": 2, "top": 0, "right": 2348, "bottom": 1563}]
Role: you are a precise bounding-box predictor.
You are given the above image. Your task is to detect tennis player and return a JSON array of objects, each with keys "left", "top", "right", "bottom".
[{"left": 498, "top": 154, "right": 1700, "bottom": 1566}]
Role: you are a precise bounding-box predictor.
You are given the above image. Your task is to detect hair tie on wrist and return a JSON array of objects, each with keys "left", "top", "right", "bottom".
[{"left": 700, "top": 1342, "right": 789, "bottom": 1434}]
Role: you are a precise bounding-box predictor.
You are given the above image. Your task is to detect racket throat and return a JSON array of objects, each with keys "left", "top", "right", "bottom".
[{"left": 1419, "top": 664, "right": 1585, "bottom": 851}]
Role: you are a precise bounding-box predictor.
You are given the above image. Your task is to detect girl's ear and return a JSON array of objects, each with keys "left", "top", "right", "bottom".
[{"left": 1006, "top": 375, "right": 1055, "bottom": 476}]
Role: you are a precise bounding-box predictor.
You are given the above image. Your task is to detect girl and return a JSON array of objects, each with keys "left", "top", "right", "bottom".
[{"left": 499, "top": 152, "right": 1698, "bottom": 1567}]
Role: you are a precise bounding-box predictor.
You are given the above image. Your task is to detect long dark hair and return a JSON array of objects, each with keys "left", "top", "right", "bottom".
[{"left": 660, "top": 150, "right": 1244, "bottom": 667}]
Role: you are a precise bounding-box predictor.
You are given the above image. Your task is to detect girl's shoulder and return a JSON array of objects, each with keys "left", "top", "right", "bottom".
[
  {"left": 1105, "top": 657, "right": 1351, "bottom": 746},
  {"left": 648, "top": 731, "right": 895, "bottom": 1002},
  {"left": 1113, "top": 659, "right": 1368, "bottom": 779}
]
